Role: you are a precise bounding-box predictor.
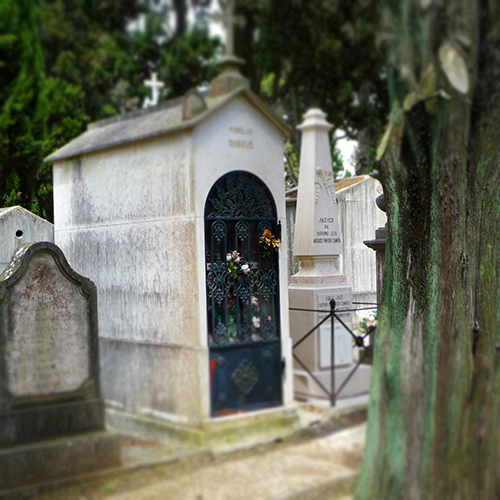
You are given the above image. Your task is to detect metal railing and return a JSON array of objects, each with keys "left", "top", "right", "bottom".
[{"left": 290, "top": 299, "right": 377, "bottom": 407}]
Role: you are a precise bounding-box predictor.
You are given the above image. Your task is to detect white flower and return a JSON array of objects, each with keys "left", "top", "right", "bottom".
[
  {"left": 356, "top": 309, "right": 377, "bottom": 322},
  {"left": 252, "top": 316, "right": 260, "bottom": 328},
  {"left": 356, "top": 310, "right": 369, "bottom": 322},
  {"left": 226, "top": 253, "right": 232, "bottom": 261},
  {"left": 241, "top": 263, "right": 250, "bottom": 274}
]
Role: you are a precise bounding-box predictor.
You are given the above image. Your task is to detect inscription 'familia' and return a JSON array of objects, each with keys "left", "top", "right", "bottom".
[{"left": 228, "top": 126, "right": 253, "bottom": 150}]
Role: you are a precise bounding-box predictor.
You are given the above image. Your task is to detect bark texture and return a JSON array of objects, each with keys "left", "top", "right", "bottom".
[{"left": 356, "top": 1, "right": 500, "bottom": 498}]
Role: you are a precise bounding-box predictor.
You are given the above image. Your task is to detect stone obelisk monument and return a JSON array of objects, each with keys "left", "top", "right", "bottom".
[{"left": 289, "top": 108, "right": 357, "bottom": 403}]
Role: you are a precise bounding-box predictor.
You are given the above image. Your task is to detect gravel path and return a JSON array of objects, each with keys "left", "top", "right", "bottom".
[{"left": 38, "top": 407, "right": 366, "bottom": 500}]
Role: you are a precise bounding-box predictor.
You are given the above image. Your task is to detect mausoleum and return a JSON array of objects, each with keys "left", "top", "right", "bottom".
[{"left": 46, "top": 60, "right": 297, "bottom": 443}]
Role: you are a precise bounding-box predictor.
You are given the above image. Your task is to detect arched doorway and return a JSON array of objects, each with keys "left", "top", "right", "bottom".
[{"left": 205, "top": 171, "right": 282, "bottom": 416}]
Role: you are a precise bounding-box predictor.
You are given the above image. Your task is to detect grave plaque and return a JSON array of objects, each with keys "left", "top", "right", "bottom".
[
  {"left": 0, "top": 242, "right": 120, "bottom": 492},
  {"left": 316, "top": 292, "right": 353, "bottom": 368},
  {"left": 0, "top": 243, "right": 97, "bottom": 408},
  {"left": 5, "top": 251, "right": 90, "bottom": 398}
]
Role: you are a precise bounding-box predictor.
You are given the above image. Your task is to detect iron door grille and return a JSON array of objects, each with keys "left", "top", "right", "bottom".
[{"left": 205, "top": 171, "right": 282, "bottom": 416}]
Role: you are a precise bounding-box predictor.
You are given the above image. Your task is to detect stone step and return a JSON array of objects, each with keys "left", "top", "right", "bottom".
[{"left": 0, "top": 431, "right": 121, "bottom": 493}]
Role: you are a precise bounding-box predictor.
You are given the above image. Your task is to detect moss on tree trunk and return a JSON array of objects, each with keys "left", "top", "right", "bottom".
[{"left": 356, "top": 0, "right": 500, "bottom": 498}]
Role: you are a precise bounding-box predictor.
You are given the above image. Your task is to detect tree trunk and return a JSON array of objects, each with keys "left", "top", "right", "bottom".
[{"left": 356, "top": 1, "right": 500, "bottom": 498}]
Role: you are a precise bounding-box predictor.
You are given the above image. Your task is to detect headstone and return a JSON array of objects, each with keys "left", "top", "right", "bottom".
[
  {"left": 289, "top": 108, "right": 371, "bottom": 404},
  {"left": 47, "top": 52, "right": 297, "bottom": 444},
  {"left": 0, "top": 242, "right": 120, "bottom": 492},
  {"left": 0, "top": 206, "right": 54, "bottom": 274}
]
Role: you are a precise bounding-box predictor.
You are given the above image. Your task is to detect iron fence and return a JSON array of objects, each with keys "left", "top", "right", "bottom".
[{"left": 290, "top": 299, "right": 378, "bottom": 407}]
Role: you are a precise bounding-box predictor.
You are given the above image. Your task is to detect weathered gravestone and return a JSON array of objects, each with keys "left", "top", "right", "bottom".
[
  {"left": 0, "top": 242, "right": 120, "bottom": 492},
  {"left": 0, "top": 206, "right": 54, "bottom": 274}
]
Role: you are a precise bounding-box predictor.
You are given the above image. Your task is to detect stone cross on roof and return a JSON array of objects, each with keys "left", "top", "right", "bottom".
[
  {"left": 214, "top": 0, "right": 245, "bottom": 57},
  {"left": 143, "top": 72, "right": 164, "bottom": 108}
]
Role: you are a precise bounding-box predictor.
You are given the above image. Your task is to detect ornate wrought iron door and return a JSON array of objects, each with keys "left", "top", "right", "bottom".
[{"left": 205, "top": 171, "right": 282, "bottom": 416}]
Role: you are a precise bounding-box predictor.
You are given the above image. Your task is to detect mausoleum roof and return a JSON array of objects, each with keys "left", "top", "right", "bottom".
[
  {"left": 285, "top": 176, "right": 367, "bottom": 201},
  {"left": 45, "top": 86, "right": 291, "bottom": 163},
  {"left": 0, "top": 205, "right": 53, "bottom": 224}
]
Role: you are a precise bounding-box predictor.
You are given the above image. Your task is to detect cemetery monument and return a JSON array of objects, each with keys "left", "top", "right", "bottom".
[
  {"left": 286, "top": 175, "right": 386, "bottom": 305},
  {"left": 46, "top": 6, "right": 297, "bottom": 445},
  {"left": 289, "top": 108, "right": 371, "bottom": 403},
  {"left": 0, "top": 242, "right": 120, "bottom": 491}
]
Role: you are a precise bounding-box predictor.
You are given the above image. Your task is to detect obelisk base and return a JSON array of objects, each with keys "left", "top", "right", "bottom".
[{"left": 289, "top": 259, "right": 371, "bottom": 405}]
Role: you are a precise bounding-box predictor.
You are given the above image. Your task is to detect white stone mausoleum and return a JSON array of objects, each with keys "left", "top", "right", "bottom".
[{"left": 46, "top": 65, "right": 297, "bottom": 443}]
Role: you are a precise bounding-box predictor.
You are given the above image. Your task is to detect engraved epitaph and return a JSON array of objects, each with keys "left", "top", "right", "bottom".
[
  {"left": 293, "top": 109, "right": 342, "bottom": 257},
  {"left": 0, "top": 242, "right": 101, "bottom": 435},
  {"left": 5, "top": 252, "right": 90, "bottom": 397},
  {"left": 0, "top": 242, "right": 121, "bottom": 490}
]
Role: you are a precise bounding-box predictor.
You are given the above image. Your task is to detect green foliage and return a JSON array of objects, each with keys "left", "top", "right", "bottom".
[
  {"left": 0, "top": 0, "right": 46, "bottom": 215},
  {"left": 0, "top": 0, "right": 220, "bottom": 222},
  {"left": 0, "top": 0, "right": 384, "bottom": 221},
  {"left": 160, "top": 29, "right": 221, "bottom": 98},
  {"left": 331, "top": 143, "right": 344, "bottom": 180},
  {"left": 232, "top": 0, "right": 386, "bottom": 182},
  {"left": 284, "top": 141, "right": 299, "bottom": 191},
  {"left": 235, "top": 0, "right": 387, "bottom": 144}
]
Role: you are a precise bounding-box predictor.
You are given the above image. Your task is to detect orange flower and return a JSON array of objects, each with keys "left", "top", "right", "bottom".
[{"left": 259, "top": 229, "right": 280, "bottom": 256}]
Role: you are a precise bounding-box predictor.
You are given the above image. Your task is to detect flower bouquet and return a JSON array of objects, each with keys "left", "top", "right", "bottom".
[
  {"left": 259, "top": 229, "right": 280, "bottom": 258},
  {"left": 226, "top": 250, "right": 250, "bottom": 278},
  {"left": 356, "top": 310, "right": 378, "bottom": 337}
]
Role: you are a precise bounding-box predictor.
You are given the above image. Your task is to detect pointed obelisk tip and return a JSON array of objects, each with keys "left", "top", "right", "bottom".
[{"left": 298, "top": 108, "right": 333, "bottom": 132}]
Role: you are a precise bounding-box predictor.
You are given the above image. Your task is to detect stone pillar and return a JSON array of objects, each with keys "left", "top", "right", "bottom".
[
  {"left": 364, "top": 191, "right": 387, "bottom": 305},
  {"left": 289, "top": 109, "right": 370, "bottom": 404},
  {"left": 363, "top": 175, "right": 387, "bottom": 363}
]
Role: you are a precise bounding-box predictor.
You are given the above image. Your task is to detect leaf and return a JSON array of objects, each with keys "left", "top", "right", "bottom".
[
  {"left": 418, "top": 64, "right": 436, "bottom": 96},
  {"left": 438, "top": 42, "right": 469, "bottom": 94},
  {"left": 376, "top": 122, "right": 393, "bottom": 161},
  {"left": 403, "top": 90, "right": 451, "bottom": 112},
  {"left": 403, "top": 92, "right": 419, "bottom": 112}
]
